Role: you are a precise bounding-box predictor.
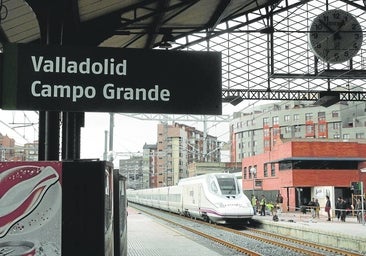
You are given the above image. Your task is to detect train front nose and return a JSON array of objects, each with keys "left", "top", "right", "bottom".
[{"left": 219, "top": 201, "right": 254, "bottom": 217}]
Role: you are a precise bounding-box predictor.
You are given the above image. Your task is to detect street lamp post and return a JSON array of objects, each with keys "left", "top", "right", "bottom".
[{"left": 250, "top": 167, "right": 256, "bottom": 196}]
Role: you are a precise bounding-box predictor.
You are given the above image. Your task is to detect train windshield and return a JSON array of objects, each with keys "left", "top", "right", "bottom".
[{"left": 210, "top": 175, "right": 240, "bottom": 195}]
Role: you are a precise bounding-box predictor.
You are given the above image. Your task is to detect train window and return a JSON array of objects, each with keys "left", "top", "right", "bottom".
[
  {"left": 217, "top": 177, "right": 239, "bottom": 195},
  {"left": 210, "top": 180, "right": 219, "bottom": 194}
]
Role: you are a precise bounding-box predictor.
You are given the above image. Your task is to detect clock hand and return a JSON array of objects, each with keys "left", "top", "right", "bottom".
[
  {"left": 319, "top": 19, "right": 341, "bottom": 41},
  {"left": 333, "top": 20, "right": 347, "bottom": 40},
  {"left": 318, "top": 20, "right": 335, "bottom": 33},
  {"left": 337, "top": 20, "right": 346, "bottom": 30}
]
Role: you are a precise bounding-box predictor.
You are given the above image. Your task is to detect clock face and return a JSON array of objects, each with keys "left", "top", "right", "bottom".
[{"left": 309, "top": 9, "right": 363, "bottom": 64}]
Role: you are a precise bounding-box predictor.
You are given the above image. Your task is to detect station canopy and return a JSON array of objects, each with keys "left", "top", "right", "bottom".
[{"left": 0, "top": 0, "right": 276, "bottom": 49}]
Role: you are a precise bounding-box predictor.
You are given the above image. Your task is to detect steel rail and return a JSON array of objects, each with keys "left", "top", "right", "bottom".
[
  {"left": 245, "top": 227, "right": 364, "bottom": 256},
  {"left": 131, "top": 203, "right": 364, "bottom": 256},
  {"left": 198, "top": 218, "right": 364, "bottom": 256},
  {"left": 131, "top": 204, "right": 320, "bottom": 255},
  {"left": 131, "top": 205, "right": 261, "bottom": 255}
]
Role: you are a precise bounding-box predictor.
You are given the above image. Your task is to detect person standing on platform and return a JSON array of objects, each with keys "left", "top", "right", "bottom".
[
  {"left": 355, "top": 198, "right": 366, "bottom": 223},
  {"left": 325, "top": 195, "right": 331, "bottom": 221},
  {"left": 256, "top": 198, "right": 260, "bottom": 214},
  {"left": 314, "top": 198, "right": 320, "bottom": 218},
  {"left": 276, "top": 193, "right": 284, "bottom": 214},
  {"left": 339, "top": 197, "right": 347, "bottom": 222},
  {"left": 260, "top": 195, "right": 266, "bottom": 216},
  {"left": 251, "top": 195, "right": 257, "bottom": 215},
  {"left": 335, "top": 197, "right": 341, "bottom": 221},
  {"left": 308, "top": 198, "right": 316, "bottom": 218}
]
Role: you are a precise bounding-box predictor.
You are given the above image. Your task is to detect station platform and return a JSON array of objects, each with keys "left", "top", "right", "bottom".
[
  {"left": 252, "top": 210, "right": 366, "bottom": 237},
  {"left": 252, "top": 210, "right": 366, "bottom": 253},
  {"left": 127, "top": 207, "right": 222, "bottom": 256},
  {"left": 127, "top": 206, "right": 366, "bottom": 255}
]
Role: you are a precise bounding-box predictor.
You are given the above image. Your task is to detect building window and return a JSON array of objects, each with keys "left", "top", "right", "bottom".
[
  {"left": 332, "top": 123, "right": 340, "bottom": 130},
  {"left": 279, "top": 161, "right": 292, "bottom": 170},
  {"left": 264, "top": 163, "right": 268, "bottom": 177},
  {"left": 343, "top": 134, "right": 350, "bottom": 140},
  {"left": 319, "top": 124, "right": 326, "bottom": 133},
  {"left": 332, "top": 111, "right": 339, "bottom": 118},
  {"left": 306, "top": 125, "right": 314, "bottom": 134},
  {"left": 294, "top": 114, "right": 299, "bottom": 121},
  {"left": 305, "top": 113, "right": 313, "bottom": 121},
  {"left": 356, "top": 133, "right": 364, "bottom": 139},
  {"left": 264, "top": 140, "right": 270, "bottom": 148},
  {"left": 263, "top": 117, "right": 269, "bottom": 126},
  {"left": 284, "top": 126, "right": 291, "bottom": 133},
  {"left": 334, "top": 134, "right": 340, "bottom": 139},
  {"left": 273, "top": 127, "right": 280, "bottom": 137},
  {"left": 243, "top": 167, "right": 247, "bottom": 179},
  {"left": 272, "top": 116, "right": 279, "bottom": 125},
  {"left": 271, "top": 163, "right": 276, "bottom": 176},
  {"left": 253, "top": 165, "right": 257, "bottom": 178},
  {"left": 255, "top": 180, "right": 262, "bottom": 187},
  {"left": 264, "top": 129, "right": 270, "bottom": 137},
  {"left": 318, "top": 111, "right": 326, "bottom": 121},
  {"left": 284, "top": 115, "right": 290, "bottom": 122},
  {"left": 294, "top": 125, "right": 301, "bottom": 132}
]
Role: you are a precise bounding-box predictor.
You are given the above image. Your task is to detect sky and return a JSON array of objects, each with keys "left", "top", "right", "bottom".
[
  {"left": 0, "top": 105, "right": 244, "bottom": 164},
  {"left": 0, "top": 110, "right": 159, "bottom": 158}
]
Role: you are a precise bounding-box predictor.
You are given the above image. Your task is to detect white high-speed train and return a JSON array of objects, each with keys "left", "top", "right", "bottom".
[{"left": 127, "top": 173, "right": 254, "bottom": 224}]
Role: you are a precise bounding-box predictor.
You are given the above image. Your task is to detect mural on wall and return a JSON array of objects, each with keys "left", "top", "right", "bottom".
[{"left": 0, "top": 162, "right": 62, "bottom": 256}]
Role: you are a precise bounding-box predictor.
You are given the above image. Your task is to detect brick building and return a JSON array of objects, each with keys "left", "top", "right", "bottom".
[
  {"left": 242, "top": 140, "right": 366, "bottom": 212},
  {"left": 0, "top": 133, "right": 16, "bottom": 161}
]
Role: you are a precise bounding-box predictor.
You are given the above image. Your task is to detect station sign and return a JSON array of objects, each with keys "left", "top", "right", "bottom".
[{"left": 1, "top": 43, "right": 222, "bottom": 115}]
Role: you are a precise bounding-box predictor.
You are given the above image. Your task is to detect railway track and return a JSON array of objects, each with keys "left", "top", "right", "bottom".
[{"left": 130, "top": 203, "right": 364, "bottom": 256}]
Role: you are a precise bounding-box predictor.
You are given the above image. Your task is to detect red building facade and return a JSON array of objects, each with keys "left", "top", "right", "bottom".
[{"left": 242, "top": 140, "right": 366, "bottom": 212}]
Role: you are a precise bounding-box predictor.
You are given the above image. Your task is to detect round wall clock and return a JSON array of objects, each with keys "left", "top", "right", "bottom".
[{"left": 308, "top": 9, "right": 363, "bottom": 64}]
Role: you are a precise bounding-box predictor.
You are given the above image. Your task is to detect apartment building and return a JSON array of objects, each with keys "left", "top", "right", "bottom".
[
  {"left": 156, "top": 122, "right": 220, "bottom": 187},
  {"left": 24, "top": 141, "right": 39, "bottom": 161},
  {"left": 230, "top": 101, "right": 366, "bottom": 162},
  {"left": 142, "top": 143, "right": 157, "bottom": 188},
  {"left": 119, "top": 156, "right": 143, "bottom": 189},
  {"left": 0, "top": 133, "right": 15, "bottom": 161}
]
